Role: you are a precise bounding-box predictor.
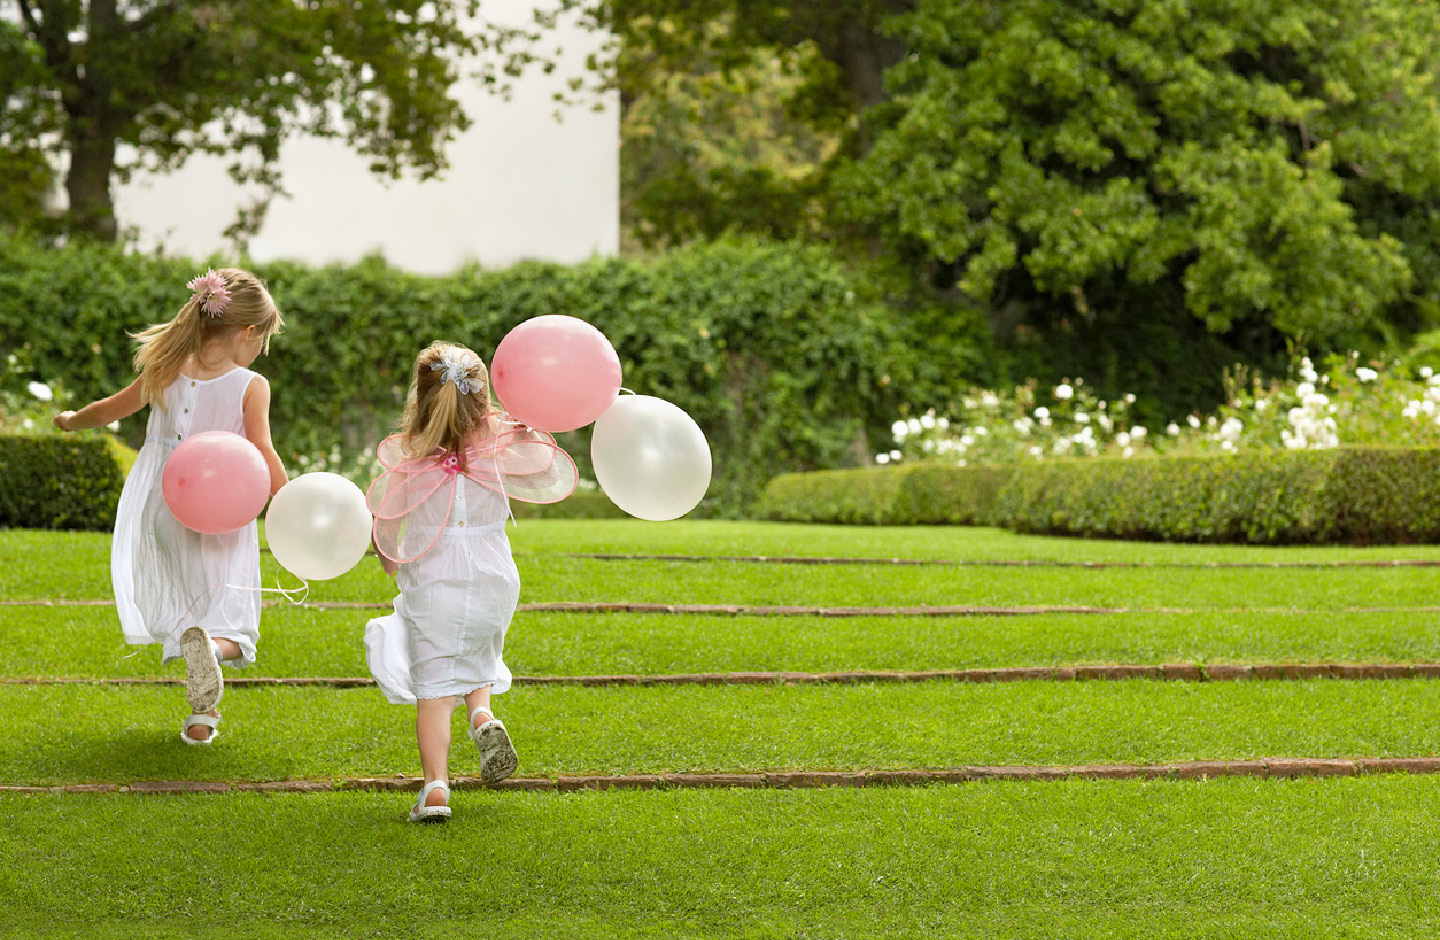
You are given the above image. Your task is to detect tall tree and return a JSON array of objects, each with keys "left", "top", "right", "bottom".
[
  {"left": 4, "top": 0, "right": 480, "bottom": 241},
  {"left": 480, "top": 1, "right": 910, "bottom": 249},
  {"left": 838, "top": 0, "right": 1440, "bottom": 345},
  {"left": 618, "top": 18, "right": 842, "bottom": 250}
]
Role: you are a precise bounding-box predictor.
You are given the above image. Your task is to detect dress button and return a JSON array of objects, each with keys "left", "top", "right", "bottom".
[
  {"left": 191, "top": 381, "right": 196, "bottom": 387},
  {"left": 457, "top": 521, "right": 465, "bottom": 527},
  {"left": 183, "top": 408, "right": 189, "bottom": 414},
  {"left": 177, "top": 434, "right": 182, "bottom": 440}
]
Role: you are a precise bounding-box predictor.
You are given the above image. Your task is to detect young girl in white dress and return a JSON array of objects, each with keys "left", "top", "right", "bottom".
[
  {"left": 54, "top": 268, "right": 288, "bottom": 745},
  {"left": 365, "top": 341, "right": 576, "bottom": 823}
]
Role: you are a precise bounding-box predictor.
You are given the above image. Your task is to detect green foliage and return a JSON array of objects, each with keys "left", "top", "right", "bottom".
[
  {"left": 4, "top": 0, "right": 478, "bottom": 240},
  {"left": 510, "top": 488, "right": 628, "bottom": 520},
  {"left": 840, "top": 0, "right": 1440, "bottom": 344},
  {"left": 761, "top": 446, "right": 1440, "bottom": 544},
  {"left": 0, "top": 233, "right": 908, "bottom": 518},
  {"left": 757, "top": 464, "right": 1010, "bottom": 526},
  {"left": 0, "top": 434, "right": 123, "bottom": 531},
  {"left": 995, "top": 447, "right": 1440, "bottom": 544},
  {"left": 0, "top": 21, "right": 59, "bottom": 233},
  {"left": 618, "top": 16, "right": 845, "bottom": 251}
]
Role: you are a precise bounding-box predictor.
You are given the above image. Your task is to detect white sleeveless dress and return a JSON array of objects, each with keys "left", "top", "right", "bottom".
[
  {"left": 363, "top": 422, "right": 577, "bottom": 704},
  {"left": 111, "top": 368, "right": 262, "bottom": 666}
]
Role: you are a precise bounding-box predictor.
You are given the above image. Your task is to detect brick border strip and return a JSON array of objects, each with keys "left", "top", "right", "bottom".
[
  {"left": 2, "top": 662, "right": 1433, "bottom": 688},
  {"left": 8, "top": 757, "right": 1440, "bottom": 795},
  {"left": 19, "top": 599, "right": 1440, "bottom": 617},
  {"left": 552, "top": 552, "right": 1440, "bottom": 570}
]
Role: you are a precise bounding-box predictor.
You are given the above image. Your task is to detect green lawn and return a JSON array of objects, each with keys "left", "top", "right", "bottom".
[
  {"left": 7, "top": 605, "right": 1440, "bottom": 680},
  {"left": 5, "top": 777, "right": 1440, "bottom": 939},
  {"left": 4, "top": 520, "right": 1440, "bottom": 937}
]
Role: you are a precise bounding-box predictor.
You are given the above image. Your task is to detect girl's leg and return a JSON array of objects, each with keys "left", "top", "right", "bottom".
[
  {"left": 416, "top": 697, "right": 455, "bottom": 807},
  {"left": 213, "top": 638, "right": 242, "bottom": 661},
  {"left": 462, "top": 685, "right": 493, "bottom": 729}
]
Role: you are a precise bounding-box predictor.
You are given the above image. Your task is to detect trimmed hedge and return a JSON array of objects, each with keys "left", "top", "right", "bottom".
[
  {"left": 0, "top": 233, "right": 915, "bottom": 518},
  {"left": 758, "top": 447, "right": 1440, "bottom": 544},
  {"left": 995, "top": 447, "right": 1440, "bottom": 544},
  {"left": 756, "top": 464, "right": 1011, "bottom": 526},
  {"left": 0, "top": 434, "right": 125, "bottom": 531}
]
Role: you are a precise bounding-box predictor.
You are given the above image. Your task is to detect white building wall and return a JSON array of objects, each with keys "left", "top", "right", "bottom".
[{"left": 110, "top": 3, "right": 617, "bottom": 274}]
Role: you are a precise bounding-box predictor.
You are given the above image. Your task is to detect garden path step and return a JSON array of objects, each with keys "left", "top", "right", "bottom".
[
  {"left": 9, "top": 756, "right": 1440, "bottom": 795},
  {"left": 3, "top": 662, "right": 1436, "bottom": 687},
  {"left": 16, "top": 598, "right": 1440, "bottom": 615},
  {"left": 547, "top": 552, "right": 1440, "bottom": 569}
]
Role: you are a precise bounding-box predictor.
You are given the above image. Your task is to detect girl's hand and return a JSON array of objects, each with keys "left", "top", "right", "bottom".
[{"left": 53, "top": 412, "right": 75, "bottom": 432}]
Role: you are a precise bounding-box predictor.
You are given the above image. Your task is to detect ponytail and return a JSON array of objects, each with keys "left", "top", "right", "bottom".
[
  {"left": 397, "top": 342, "right": 493, "bottom": 460},
  {"left": 131, "top": 268, "right": 282, "bottom": 407}
]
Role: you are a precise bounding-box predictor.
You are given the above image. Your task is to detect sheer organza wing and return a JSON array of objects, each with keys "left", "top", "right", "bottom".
[
  {"left": 466, "top": 419, "right": 579, "bottom": 504},
  {"left": 366, "top": 436, "right": 456, "bottom": 564}
]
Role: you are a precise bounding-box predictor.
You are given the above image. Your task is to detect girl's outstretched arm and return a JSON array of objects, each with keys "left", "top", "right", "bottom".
[
  {"left": 242, "top": 374, "right": 289, "bottom": 496},
  {"left": 54, "top": 377, "right": 145, "bottom": 431}
]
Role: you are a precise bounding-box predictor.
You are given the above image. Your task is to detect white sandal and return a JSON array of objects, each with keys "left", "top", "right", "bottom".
[
  {"left": 179, "top": 626, "right": 224, "bottom": 713},
  {"left": 408, "top": 780, "right": 452, "bottom": 823},
  {"left": 468, "top": 705, "right": 518, "bottom": 784},
  {"left": 180, "top": 712, "right": 220, "bottom": 746}
]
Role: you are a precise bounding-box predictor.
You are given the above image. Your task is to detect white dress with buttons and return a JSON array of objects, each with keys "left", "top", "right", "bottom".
[{"left": 111, "top": 368, "right": 262, "bottom": 666}]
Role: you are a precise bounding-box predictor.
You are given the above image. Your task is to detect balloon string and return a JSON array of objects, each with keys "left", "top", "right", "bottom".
[{"left": 227, "top": 572, "right": 311, "bottom": 607}]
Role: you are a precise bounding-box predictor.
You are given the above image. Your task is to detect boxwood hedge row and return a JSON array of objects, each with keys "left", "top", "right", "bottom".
[{"left": 759, "top": 447, "right": 1440, "bottom": 544}]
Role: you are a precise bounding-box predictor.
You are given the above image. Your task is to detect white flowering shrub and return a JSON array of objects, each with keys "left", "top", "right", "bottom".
[
  {"left": 884, "top": 377, "right": 1157, "bottom": 466},
  {"left": 884, "top": 353, "right": 1440, "bottom": 466}
]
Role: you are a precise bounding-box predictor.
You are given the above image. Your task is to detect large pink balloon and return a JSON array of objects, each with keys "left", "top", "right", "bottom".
[
  {"left": 162, "top": 431, "right": 270, "bottom": 535},
  {"left": 491, "top": 315, "right": 622, "bottom": 432}
]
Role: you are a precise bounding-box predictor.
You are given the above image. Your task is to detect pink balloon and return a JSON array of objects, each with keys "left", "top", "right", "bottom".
[
  {"left": 162, "top": 431, "right": 270, "bottom": 535},
  {"left": 491, "top": 315, "right": 622, "bottom": 432}
]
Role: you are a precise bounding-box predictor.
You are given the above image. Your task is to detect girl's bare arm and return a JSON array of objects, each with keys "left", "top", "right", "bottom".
[
  {"left": 242, "top": 375, "right": 290, "bottom": 496},
  {"left": 54, "top": 378, "right": 146, "bottom": 431}
]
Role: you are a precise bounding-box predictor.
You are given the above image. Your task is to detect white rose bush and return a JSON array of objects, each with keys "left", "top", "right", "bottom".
[{"left": 881, "top": 353, "right": 1440, "bottom": 467}]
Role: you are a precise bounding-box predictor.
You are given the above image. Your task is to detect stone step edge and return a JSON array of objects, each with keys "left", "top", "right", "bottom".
[
  {"left": 7, "top": 757, "right": 1439, "bottom": 795},
  {"left": 1, "top": 663, "right": 1435, "bottom": 687},
  {"left": 550, "top": 552, "right": 1440, "bottom": 570},
  {"left": 20, "top": 600, "right": 1440, "bottom": 617}
]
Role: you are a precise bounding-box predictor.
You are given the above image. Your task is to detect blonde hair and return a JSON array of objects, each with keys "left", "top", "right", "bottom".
[
  {"left": 131, "top": 268, "right": 283, "bottom": 407},
  {"left": 397, "top": 341, "right": 495, "bottom": 461}
]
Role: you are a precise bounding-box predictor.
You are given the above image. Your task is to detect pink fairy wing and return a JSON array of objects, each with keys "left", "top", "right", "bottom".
[
  {"left": 366, "top": 436, "right": 457, "bottom": 564},
  {"left": 461, "top": 418, "right": 578, "bottom": 504}
]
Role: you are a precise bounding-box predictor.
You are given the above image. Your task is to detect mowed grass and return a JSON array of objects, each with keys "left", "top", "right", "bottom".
[
  {"left": 5, "top": 777, "right": 1440, "bottom": 939},
  {"left": 7, "top": 527, "right": 1440, "bottom": 610},
  {"left": 5, "top": 520, "right": 1440, "bottom": 937},
  {"left": 4, "top": 678, "right": 1440, "bottom": 785},
  {"left": 7, "top": 605, "right": 1440, "bottom": 680}
]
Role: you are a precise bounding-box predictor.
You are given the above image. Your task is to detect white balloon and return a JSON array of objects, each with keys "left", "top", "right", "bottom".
[
  {"left": 591, "top": 395, "right": 711, "bottom": 521},
  {"left": 265, "top": 472, "right": 373, "bottom": 580}
]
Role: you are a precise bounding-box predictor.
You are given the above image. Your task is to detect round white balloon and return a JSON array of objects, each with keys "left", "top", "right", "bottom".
[
  {"left": 591, "top": 395, "right": 711, "bottom": 521},
  {"left": 265, "top": 472, "right": 373, "bottom": 580}
]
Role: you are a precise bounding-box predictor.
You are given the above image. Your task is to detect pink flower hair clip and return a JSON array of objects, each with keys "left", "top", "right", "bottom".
[{"left": 186, "top": 269, "right": 231, "bottom": 316}]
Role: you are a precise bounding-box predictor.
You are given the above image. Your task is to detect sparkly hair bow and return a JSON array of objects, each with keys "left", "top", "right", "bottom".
[
  {"left": 186, "top": 269, "right": 231, "bottom": 316},
  {"left": 430, "top": 351, "right": 480, "bottom": 395},
  {"left": 366, "top": 417, "right": 578, "bottom": 563}
]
